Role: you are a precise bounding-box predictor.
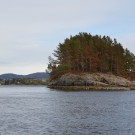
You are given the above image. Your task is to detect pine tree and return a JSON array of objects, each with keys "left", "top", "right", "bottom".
[{"left": 48, "top": 32, "right": 135, "bottom": 80}]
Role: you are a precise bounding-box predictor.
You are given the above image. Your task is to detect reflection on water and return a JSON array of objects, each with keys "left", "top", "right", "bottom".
[{"left": 0, "top": 86, "right": 135, "bottom": 135}]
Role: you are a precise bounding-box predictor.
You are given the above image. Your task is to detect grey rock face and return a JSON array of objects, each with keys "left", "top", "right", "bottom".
[{"left": 51, "top": 73, "right": 135, "bottom": 87}]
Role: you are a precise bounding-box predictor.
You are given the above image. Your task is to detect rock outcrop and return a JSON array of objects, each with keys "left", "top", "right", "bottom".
[{"left": 49, "top": 73, "right": 135, "bottom": 90}]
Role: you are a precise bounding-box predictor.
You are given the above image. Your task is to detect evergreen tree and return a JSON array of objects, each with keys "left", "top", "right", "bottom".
[{"left": 48, "top": 32, "right": 135, "bottom": 80}]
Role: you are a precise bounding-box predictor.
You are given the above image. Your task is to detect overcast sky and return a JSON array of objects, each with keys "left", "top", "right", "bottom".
[{"left": 0, "top": 0, "right": 135, "bottom": 75}]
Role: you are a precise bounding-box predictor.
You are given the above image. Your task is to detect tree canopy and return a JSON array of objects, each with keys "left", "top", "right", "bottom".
[{"left": 48, "top": 32, "right": 135, "bottom": 80}]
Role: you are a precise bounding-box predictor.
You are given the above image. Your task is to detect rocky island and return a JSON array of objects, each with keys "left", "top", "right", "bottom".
[{"left": 47, "top": 33, "right": 135, "bottom": 90}]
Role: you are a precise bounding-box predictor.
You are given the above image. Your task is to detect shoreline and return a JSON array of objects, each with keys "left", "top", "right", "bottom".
[{"left": 48, "top": 85, "right": 133, "bottom": 91}]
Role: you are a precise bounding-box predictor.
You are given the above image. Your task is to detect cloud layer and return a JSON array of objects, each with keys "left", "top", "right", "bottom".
[{"left": 0, "top": 0, "right": 135, "bottom": 74}]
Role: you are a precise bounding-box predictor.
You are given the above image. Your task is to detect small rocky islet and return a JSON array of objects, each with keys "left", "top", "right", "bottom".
[{"left": 47, "top": 32, "right": 135, "bottom": 90}]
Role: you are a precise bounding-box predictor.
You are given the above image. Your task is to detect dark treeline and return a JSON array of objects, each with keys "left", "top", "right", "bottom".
[
  {"left": 0, "top": 78, "right": 47, "bottom": 85},
  {"left": 48, "top": 32, "right": 135, "bottom": 80}
]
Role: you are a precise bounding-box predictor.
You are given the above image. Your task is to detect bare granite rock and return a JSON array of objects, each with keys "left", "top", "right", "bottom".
[{"left": 50, "top": 73, "right": 135, "bottom": 88}]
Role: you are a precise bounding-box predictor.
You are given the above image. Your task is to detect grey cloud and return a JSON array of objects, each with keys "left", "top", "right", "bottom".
[{"left": 0, "top": 61, "right": 11, "bottom": 65}]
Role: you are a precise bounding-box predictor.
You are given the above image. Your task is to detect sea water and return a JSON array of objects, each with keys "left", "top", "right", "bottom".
[{"left": 0, "top": 86, "right": 135, "bottom": 135}]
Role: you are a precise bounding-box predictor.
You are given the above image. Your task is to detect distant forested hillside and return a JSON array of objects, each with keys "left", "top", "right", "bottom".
[
  {"left": 48, "top": 32, "right": 135, "bottom": 80},
  {"left": 0, "top": 72, "right": 49, "bottom": 80}
]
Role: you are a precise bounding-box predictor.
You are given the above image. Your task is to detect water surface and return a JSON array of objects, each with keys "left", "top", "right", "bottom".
[{"left": 0, "top": 86, "right": 135, "bottom": 135}]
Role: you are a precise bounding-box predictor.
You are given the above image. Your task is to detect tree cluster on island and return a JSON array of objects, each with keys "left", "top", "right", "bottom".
[{"left": 48, "top": 32, "right": 135, "bottom": 80}]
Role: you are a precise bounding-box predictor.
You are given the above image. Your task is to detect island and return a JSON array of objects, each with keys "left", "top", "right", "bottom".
[{"left": 47, "top": 32, "right": 135, "bottom": 90}]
